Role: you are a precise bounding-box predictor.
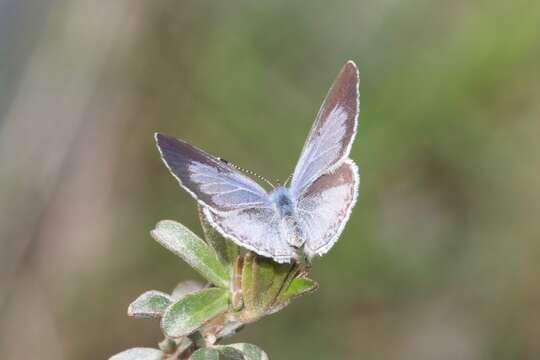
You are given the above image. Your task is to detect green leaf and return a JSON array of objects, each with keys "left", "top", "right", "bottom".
[
  {"left": 198, "top": 205, "right": 239, "bottom": 265},
  {"left": 277, "top": 277, "right": 318, "bottom": 304},
  {"left": 161, "top": 287, "right": 230, "bottom": 338},
  {"left": 252, "top": 256, "right": 292, "bottom": 310},
  {"left": 242, "top": 254, "right": 292, "bottom": 314},
  {"left": 215, "top": 343, "right": 269, "bottom": 360},
  {"left": 127, "top": 290, "right": 172, "bottom": 318},
  {"left": 190, "top": 348, "right": 220, "bottom": 360},
  {"left": 216, "top": 346, "right": 245, "bottom": 360},
  {"left": 151, "top": 220, "right": 230, "bottom": 288},
  {"left": 109, "top": 348, "right": 162, "bottom": 360}
]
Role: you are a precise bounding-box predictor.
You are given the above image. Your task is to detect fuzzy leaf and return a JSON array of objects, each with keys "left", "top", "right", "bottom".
[
  {"left": 278, "top": 277, "right": 318, "bottom": 303},
  {"left": 216, "top": 343, "right": 269, "bottom": 360},
  {"left": 151, "top": 220, "right": 230, "bottom": 288},
  {"left": 161, "top": 287, "right": 229, "bottom": 338},
  {"left": 127, "top": 290, "right": 172, "bottom": 318},
  {"left": 190, "top": 348, "right": 220, "bottom": 360},
  {"left": 198, "top": 205, "right": 239, "bottom": 265},
  {"left": 109, "top": 348, "right": 162, "bottom": 360},
  {"left": 217, "top": 346, "right": 245, "bottom": 360}
]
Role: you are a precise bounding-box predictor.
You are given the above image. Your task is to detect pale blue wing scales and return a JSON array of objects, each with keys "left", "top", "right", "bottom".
[
  {"left": 296, "top": 159, "right": 359, "bottom": 259},
  {"left": 290, "top": 61, "right": 359, "bottom": 198},
  {"left": 156, "top": 133, "right": 290, "bottom": 262},
  {"left": 203, "top": 207, "right": 294, "bottom": 263},
  {"left": 155, "top": 133, "right": 271, "bottom": 213}
]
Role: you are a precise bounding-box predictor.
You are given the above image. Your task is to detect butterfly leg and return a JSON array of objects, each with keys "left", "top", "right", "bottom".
[{"left": 292, "top": 247, "right": 312, "bottom": 273}]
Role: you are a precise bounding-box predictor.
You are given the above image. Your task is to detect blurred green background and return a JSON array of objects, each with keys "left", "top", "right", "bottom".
[{"left": 1, "top": 0, "right": 540, "bottom": 359}]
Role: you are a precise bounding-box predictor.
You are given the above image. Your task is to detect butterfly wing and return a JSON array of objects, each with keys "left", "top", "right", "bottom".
[
  {"left": 203, "top": 207, "right": 294, "bottom": 263},
  {"left": 155, "top": 133, "right": 271, "bottom": 213},
  {"left": 296, "top": 159, "right": 359, "bottom": 259},
  {"left": 290, "top": 61, "right": 359, "bottom": 198}
]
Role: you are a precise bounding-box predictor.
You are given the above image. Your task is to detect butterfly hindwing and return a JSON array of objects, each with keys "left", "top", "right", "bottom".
[
  {"left": 296, "top": 159, "right": 359, "bottom": 258},
  {"left": 203, "top": 207, "right": 293, "bottom": 263}
]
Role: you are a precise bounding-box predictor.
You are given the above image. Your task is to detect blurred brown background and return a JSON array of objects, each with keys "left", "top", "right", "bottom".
[{"left": 1, "top": 0, "right": 539, "bottom": 359}]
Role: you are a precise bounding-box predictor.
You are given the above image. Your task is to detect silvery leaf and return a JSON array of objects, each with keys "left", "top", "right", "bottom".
[
  {"left": 127, "top": 290, "right": 172, "bottom": 318},
  {"left": 190, "top": 348, "right": 220, "bottom": 360},
  {"left": 151, "top": 220, "right": 230, "bottom": 288},
  {"left": 215, "top": 343, "right": 269, "bottom": 360},
  {"left": 161, "top": 287, "right": 229, "bottom": 338}
]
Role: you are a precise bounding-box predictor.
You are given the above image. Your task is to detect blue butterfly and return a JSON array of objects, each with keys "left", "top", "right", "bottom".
[{"left": 156, "top": 61, "right": 360, "bottom": 263}]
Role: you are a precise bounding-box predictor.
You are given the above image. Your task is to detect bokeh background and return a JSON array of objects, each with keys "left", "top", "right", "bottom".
[{"left": 1, "top": 1, "right": 540, "bottom": 359}]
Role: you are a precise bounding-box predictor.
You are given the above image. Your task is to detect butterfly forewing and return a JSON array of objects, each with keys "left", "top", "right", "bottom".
[
  {"left": 155, "top": 133, "right": 271, "bottom": 213},
  {"left": 290, "top": 61, "right": 359, "bottom": 198},
  {"left": 297, "top": 159, "right": 359, "bottom": 258}
]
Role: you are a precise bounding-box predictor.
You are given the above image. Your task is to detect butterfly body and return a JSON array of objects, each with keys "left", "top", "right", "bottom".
[
  {"left": 156, "top": 61, "right": 360, "bottom": 263},
  {"left": 270, "top": 186, "right": 294, "bottom": 217},
  {"left": 269, "top": 186, "right": 306, "bottom": 248}
]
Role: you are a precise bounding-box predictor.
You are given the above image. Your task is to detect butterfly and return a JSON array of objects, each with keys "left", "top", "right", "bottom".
[{"left": 155, "top": 61, "right": 360, "bottom": 263}]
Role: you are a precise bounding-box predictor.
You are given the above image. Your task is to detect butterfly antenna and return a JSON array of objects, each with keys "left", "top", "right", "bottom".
[
  {"left": 218, "top": 157, "right": 275, "bottom": 188},
  {"left": 283, "top": 173, "right": 292, "bottom": 187}
]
